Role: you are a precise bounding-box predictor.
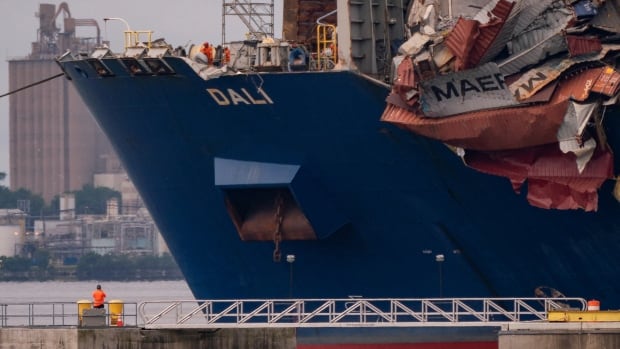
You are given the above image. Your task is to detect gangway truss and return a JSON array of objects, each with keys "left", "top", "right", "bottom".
[{"left": 139, "top": 297, "right": 586, "bottom": 329}]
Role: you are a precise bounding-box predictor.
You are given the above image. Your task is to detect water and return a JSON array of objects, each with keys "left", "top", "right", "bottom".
[{"left": 0, "top": 280, "right": 195, "bottom": 303}]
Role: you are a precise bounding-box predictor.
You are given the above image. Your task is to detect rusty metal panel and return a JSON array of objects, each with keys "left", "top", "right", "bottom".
[
  {"left": 474, "top": 0, "right": 516, "bottom": 64},
  {"left": 446, "top": 0, "right": 514, "bottom": 69},
  {"left": 298, "top": 0, "right": 336, "bottom": 44},
  {"left": 282, "top": 0, "right": 300, "bottom": 41},
  {"left": 383, "top": 98, "right": 569, "bottom": 151},
  {"left": 566, "top": 35, "right": 602, "bottom": 57},
  {"left": 592, "top": 66, "right": 620, "bottom": 96},
  {"left": 559, "top": 67, "right": 603, "bottom": 102},
  {"left": 464, "top": 144, "right": 613, "bottom": 211},
  {"left": 392, "top": 56, "right": 417, "bottom": 106},
  {"left": 419, "top": 62, "right": 518, "bottom": 117},
  {"left": 445, "top": 17, "right": 479, "bottom": 71},
  {"left": 282, "top": 0, "right": 337, "bottom": 44}
]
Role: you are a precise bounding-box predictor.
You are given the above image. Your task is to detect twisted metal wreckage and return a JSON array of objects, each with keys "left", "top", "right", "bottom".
[{"left": 381, "top": 0, "right": 620, "bottom": 211}]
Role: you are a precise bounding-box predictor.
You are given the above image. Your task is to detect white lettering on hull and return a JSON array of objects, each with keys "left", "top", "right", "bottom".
[{"left": 206, "top": 88, "right": 274, "bottom": 106}]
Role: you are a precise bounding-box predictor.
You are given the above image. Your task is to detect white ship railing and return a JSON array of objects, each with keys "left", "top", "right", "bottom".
[{"left": 138, "top": 297, "right": 586, "bottom": 329}]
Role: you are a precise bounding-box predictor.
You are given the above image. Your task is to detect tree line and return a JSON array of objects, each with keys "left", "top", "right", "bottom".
[
  {"left": 0, "top": 182, "right": 121, "bottom": 218},
  {"left": 0, "top": 175, "right": 183, "bottom": 282},
  {"left": 0, "top": 252, "right": 183, "bottom": 281}
]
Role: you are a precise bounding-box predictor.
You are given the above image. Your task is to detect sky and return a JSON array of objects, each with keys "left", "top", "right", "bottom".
[{"left": 0, "top": 0, "right": 283, "bottom": 186}]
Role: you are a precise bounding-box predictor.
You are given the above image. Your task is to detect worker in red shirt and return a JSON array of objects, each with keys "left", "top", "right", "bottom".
[{"left": 92, "top": 284, "right": 107, "bottom": 309}]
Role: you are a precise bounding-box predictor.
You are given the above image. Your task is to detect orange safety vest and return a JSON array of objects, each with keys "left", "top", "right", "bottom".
[
  {"left": 200, "top": 44, "right": 214, "bottom": 64},
  {"left": 208, "top": 46, "right": 216, "bottom": 64},
  {"left": 92, "top": 289, "right": 106, "bottom": 306},
  {"left": 223, "top": 47, "right": 231, "bottom": 64}
]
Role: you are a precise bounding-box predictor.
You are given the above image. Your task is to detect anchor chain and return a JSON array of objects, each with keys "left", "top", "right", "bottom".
[{"left": 273, "top": 190, "right": 284, "bottom": 262}]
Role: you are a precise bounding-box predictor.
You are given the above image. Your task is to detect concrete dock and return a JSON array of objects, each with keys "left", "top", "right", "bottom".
[
  {"left": 499, "top": 322, "right": 620, "bottom": 349},
  {"left": 2, "top": 324, "right": 620, "bottom": 348},
  {"left": 0, "top": 327, "right": 295, "bottom": 349}
]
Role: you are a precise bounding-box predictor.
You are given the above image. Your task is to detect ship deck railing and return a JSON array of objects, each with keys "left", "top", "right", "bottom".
[{"left": 138, "top": 297, "right": 587, "bottom": 329}]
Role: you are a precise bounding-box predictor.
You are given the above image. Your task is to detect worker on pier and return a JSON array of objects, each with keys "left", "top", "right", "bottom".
[{"left": 92, "top": 284, "right": 107, "bottom": 309}]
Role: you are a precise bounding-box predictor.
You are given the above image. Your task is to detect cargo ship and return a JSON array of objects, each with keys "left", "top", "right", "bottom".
[{"left": 55, "top": 0, "right": 620, "bottom": 347}]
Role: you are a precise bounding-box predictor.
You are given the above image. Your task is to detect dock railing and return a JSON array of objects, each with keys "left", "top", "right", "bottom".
[
  {"left": 0, "top": 302, "right": 138, "bottom": 328},
  {"left": 138, "top": 297, "right": 586, "bottom": 329},
  {"left": 0, "top": 298, "right": 586, "bottom": 329}
]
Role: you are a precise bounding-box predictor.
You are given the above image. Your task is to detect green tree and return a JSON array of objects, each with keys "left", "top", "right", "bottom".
[
  {"left": 0, "top": 186, "right": 13, "bottom": 207},
  {"left": 0, "top": 186, "right": 46, "bottom": 213},
  {"left": 74, "top": 184, "right": 121, "bottom": 215},
  {"left": 32, "top": 249, "right": 51, "bottom": 269},
  {"left": 48, "top": 195, "right": 60, "bottom": 215},
  {"left": 2, "top": 256, "right": 31, "bottom": 272},
  {"left": 0, "top": 178, "right": 119, "bottom": 216},
  {"left": 106, "top": 254, "right": 134, "bottom": 280},
  {"left": 75, "top": 252, "right": 101, "bottom": 279},
  {"left": 75, "top": 253, "right": 182, "bottom": 281}
]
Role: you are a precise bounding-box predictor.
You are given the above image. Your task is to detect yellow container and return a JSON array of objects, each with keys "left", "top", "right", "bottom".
[
  {"left": 77, "top": 300, "right": 92, "bottom": 326},
  {"left": 108, "top": 299, "right": 124, "bottom": 326}
]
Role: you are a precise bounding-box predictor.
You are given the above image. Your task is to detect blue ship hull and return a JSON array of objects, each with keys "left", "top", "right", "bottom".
[{"left": 58, "top": 55, "right": 620, "bottom": 308}]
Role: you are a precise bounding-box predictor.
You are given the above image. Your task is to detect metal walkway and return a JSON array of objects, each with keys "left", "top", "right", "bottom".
[{"left": 139, "top": 297, "right": 586, "bottom": 329}]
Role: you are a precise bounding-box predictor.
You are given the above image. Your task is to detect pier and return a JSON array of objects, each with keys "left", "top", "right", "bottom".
[{"left": 1, "top": 297, "right": 620, "bottom": 348}]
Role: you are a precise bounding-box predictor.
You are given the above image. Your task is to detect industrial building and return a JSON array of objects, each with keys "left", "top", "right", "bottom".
[
  {"left": 32, "top": 194, "right": 166, "bottom": 264},
  {"left": 3, "top": 3, "right": 170, "bottom": 264},
  {"left": 8, "top": 3, "right": 120, "bottom": 202},
  {"left": 0, "top": 209, "right": 27, "bottom": 258}
]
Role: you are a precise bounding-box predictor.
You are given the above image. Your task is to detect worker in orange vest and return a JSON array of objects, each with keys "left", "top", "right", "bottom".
[
  {"left": 92, "top": 284, "right": 107, "bottom": 309},
  {"left": 223, "top": 46, "right": 231, "bottom": 65},
  {"left": 201, "top": 42, "right": 214, "bottom": 65}
]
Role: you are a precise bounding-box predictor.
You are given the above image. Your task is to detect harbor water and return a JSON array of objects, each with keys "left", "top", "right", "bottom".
[
  {"left": 0, "top": 280, "right": 195, "bottom": 327},
  {"left": 0, "top": 280, "right": 194, "bottom": 303}
]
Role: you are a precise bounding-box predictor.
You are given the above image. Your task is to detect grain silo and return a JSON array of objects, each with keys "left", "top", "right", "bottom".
[{"left": 8, "top": 3, "right": 120, "bottom": 202}]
